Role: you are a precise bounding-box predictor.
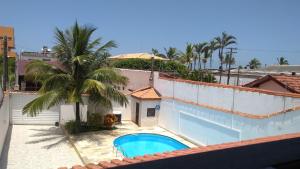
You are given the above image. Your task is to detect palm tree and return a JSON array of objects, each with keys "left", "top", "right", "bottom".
[
  {"left": 151, "top": 48, "right": 166, "bottom": 58},
  {"left": 215, "top": 32, "right": 236, "bottom": 83},
  {"left": 208, "top": 40, "right": 217, "bottom": 69},
  {"left": 164, "top": 47, "right": 178, "bottom": 60},
  {"left": 249, "top": 58, "right": 261, "bottom": 69},
  {"left": 224, "top": 53, "right": 236, "bottom": 85},
  {"left": 224, "top": 53, "right": 235, "bottom": 69},
  {"left": 22, "top": 22, "right": 128, "bottom": 133},
  {"left": 151, "top": 48, "right": 160, "bottom": 56},
  {"left": 180, "top": 43, "right": 194, "bottom": 70},
  {"left": 202, "top": 44, "right": 211, "bottom": 69},
  {"left": 194, "top": 42, "right": 207, "bottom": 70},
  {"left": 277, "top": 57, "right": 289, "bottom": 65}
]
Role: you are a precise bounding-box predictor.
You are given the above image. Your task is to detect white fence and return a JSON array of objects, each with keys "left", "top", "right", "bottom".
[
  {"left": 154, "top": 72, "right": 300, "bottom": 145},
  {"left": 154, "top": 72, "right": 300, "bottom": 116},
  {"left": 0, "top": 93, "right": 9, "bottom": 158}
]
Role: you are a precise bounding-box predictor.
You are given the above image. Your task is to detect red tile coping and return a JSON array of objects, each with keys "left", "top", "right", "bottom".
[
  {"left": 131, "top": 86, "right": 161, "bottom": 100},
  {"left": 159, "top": 74, "right": 300, "bottom": 98},
  {"left": 59, "top": 132, "right": 300, "bottom": 169},
  {"left": 163, "top": 96, "right": 300, "bottom": 119}
]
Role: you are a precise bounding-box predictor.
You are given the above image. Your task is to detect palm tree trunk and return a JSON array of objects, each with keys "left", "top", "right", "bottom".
[
  {"left": 75, "top": 102, "right": 81, "bottom": 133},
  {"left": 198, "top": 56, "right": 202, "bottom": 70},
  {"left": 218, "top": 49, "right": 223, "bottom": 84},
  {"left": 209, "top": 56, "right": 212, "bottom": 69}
]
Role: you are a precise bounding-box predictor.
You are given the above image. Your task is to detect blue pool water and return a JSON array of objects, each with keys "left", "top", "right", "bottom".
[{"left": 114, "top": 133, "right": 189, "bottom": 158}]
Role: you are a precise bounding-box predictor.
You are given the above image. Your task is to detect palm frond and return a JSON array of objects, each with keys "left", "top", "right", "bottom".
[
  {"left": 81, "top": 79, "right": 106, "bottom": 94},
  {"left": 22, "top": 90, "right": 65, "bottom": 116},
  {"left": 25, "top": 60, "right": 64, "bottom": 83},
  {"left": 39, "top": 74, "right": 73, "bottom": 93},
  {"left": 89, "top": 68, "right": 128, "bottom": 85},
  {"left": 95, "top": 40, "right": 117, "bottom": 55},
  {"left": 102, "top": 85, "right": 128, "bottom": 106}
]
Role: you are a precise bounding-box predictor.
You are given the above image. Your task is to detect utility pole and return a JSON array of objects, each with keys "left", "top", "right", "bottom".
[
  {"left": 149, "top": 55, "right": 154, "bottom": 87},
  {"left": 3, "top": 36, "right": 8, "bottom": 91},
  {"left": 226, "top": 47, "right": 237, "bottom": 85}
]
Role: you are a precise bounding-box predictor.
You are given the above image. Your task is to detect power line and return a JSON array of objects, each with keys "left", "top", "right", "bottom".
[{"left": 238, "top": 48, "right": 300, "bottom": 54}]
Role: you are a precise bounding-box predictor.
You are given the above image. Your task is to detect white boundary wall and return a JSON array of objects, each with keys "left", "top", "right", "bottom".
[
  {"left": 0, "top": 93, "right": 9, "bottom": 158},
  {"left": 154, "top": 72, "right": 300, "bottom": 145},
  {"left": 159, "top": 98, "right": 300, "bottom": 145},
  {"left": 8, "top": 92, "right": 129, "bottom": 125},
  {"left": 8, "top": 92, "right": 88, "bottom": 125},
  {"left": 154, "top": 72, "right": 300, "bottom": 116}
]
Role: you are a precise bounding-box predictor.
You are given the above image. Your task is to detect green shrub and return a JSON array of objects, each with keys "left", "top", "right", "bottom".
[
  {"left": 111, "top": 59, "right": 216, "bottom": 83},
  {"left": 185, "top": 70, "right": 216, "bottom": 83},
  {"left": 64, "top": 120, "right": 77, "bottom": 134},
  {"left": 111, "top": 59, "right": 188, "bottom": 76},
  {"left": 87, "top": 113, "right": 103, "bottom": 128},
  {"left": 112, "top": 59, "right": 151, "bottom": 70}
]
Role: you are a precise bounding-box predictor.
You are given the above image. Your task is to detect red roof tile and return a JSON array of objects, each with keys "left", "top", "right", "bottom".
[
  {"left": 131, "top": 86, "right": 161, "bottom": 100},
  {"left": 243, "top": 74, "right": 300, "bottom": 93}
]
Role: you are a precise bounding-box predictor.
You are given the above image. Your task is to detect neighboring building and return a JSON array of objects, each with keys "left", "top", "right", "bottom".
[
  {"left": 0, "top": 26, "right": 16, "bottom": 58},
  {"left": 15, "top": 47, "right": 61, "bottom": 91},
  {"left": 109, "top": 53, "right": 168, "bottom": 60},
  {"left": 19, "top": 46, "right": 56, "bottom": 61},
  {"left": 243, "top": 74, "right": 300, "bottom": 94},
  {"left": 214, "top": 65, "right": 300, "bottom": 86},
  {"left": 16, "top": 60, "right": 63, "bottom": 91}
]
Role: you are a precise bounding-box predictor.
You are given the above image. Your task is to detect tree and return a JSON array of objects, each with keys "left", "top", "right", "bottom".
[
  {"left": 164, "top": 47, "right": 178, "bottom": 60},
  {"left": 215, "top": 32, "right": 236, "bottom": 83},
  {"left": 0, "top": 56, "right": 15, "bottom": 88},
  {"left": 224, "top": 53, "right": 235, "bottom": 69},
  {"left": 151, "top": 48, "right": 160, "bottom": 56},
  {"left": 22, "top": 22, "right": 128, "bottom": 133},
  {"left": 277, "top": 57, "right": 289, "bottom": 65},
  {"left": 194, "top": 42, "right": 207, "bottom": 70},
  {"left": 180, "top": 43, "right": 194, "bottom": 70},
  {"left": 249, "top": 58, "right": 261, "bottom": 69},
  {"left": 202, "top": 44, "right": 211, "bottom": 69},
  {"left": 208, "top": 40, "right": 217, "bottom": 69},
  {"left": 151, "top": 48, "right": 166, "bottom": 58}
]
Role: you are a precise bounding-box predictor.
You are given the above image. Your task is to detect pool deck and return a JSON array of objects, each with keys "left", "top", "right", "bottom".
[{"left": 69, "top": 121, "right": 197, "bottom": 164}]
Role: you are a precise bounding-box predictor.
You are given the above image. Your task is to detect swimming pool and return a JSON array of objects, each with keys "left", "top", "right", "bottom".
[{"left": 113, "top": 133, "right": 189, "bottom": 158}]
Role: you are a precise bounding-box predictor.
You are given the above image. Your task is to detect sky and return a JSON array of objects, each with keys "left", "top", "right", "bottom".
[{"left": 1, "top": 0, "right": 300, "bottom": 67}]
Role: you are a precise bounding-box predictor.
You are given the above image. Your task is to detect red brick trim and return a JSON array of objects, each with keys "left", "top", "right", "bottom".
[
  {"left": 159, "top": 75, "right": 300, "bottom": 98},
  {"left": 131, "top": 95, "right": 161, "bottom": 100},
  {"left": 162, "top": 96, "right": 300, "bottom": 119},
  {"left": 59, "top": 132, "right": 300, "bottom": 169}
]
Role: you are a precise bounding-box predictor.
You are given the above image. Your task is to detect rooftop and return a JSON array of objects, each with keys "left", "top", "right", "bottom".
[
  {"left": 17, "top": 60, "right": 64, "bottom": 76},
  {"left": 131, "top": 87, "right": 161, "bottom": 100},
  {"left": 109, "top": 53, "right": 169, "bottom": 61},
  {"left": 243, "top": 74, "right": 300, "bottom": 93}
]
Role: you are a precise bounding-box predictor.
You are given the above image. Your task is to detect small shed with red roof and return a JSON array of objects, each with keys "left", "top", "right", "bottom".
[{"left": 130, "top": 86, "right": 161, "bottom": 127}]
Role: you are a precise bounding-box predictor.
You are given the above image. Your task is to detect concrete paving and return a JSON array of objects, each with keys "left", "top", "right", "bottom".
[{"left": 0, "top": 125, "right": 82, "bottom": 169}]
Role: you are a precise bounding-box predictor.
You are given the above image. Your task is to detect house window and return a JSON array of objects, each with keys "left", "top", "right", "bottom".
[{"left": 147, "top": 108, "right": 155, "bottom": 117}]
